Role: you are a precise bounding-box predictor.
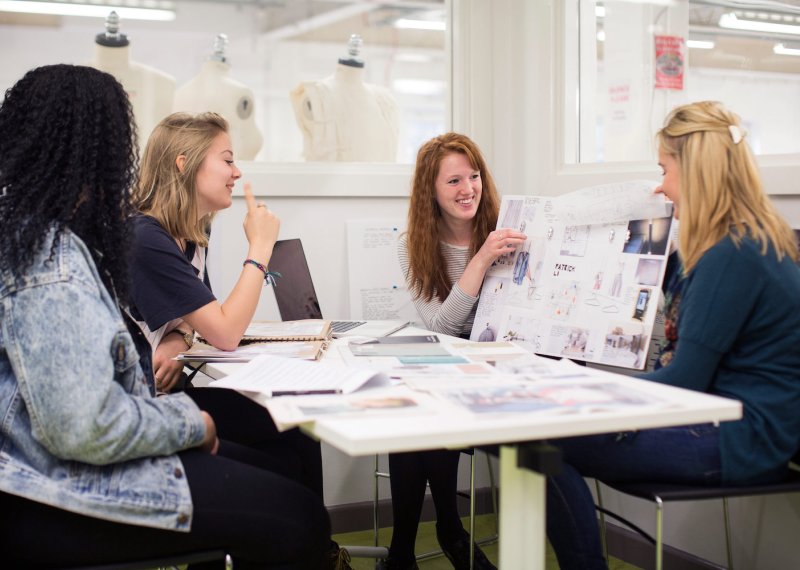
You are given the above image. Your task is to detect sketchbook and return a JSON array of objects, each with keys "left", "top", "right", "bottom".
[
  {"left": 241, "top": 319, "right": 332, "bottom": 342},
  {"left": 470, "top": 181, "right": 675, "bottom": 370},
  {"left": 195, "top": 320, "right": 332, "bottom": 345},
  {"left": 177, "top": 340, "right": 326, "bottom": 362}
]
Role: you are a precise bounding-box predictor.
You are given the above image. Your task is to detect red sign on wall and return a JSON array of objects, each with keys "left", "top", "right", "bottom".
[{"left": 655, "top": 35, "right": 685, "bottom": 90}]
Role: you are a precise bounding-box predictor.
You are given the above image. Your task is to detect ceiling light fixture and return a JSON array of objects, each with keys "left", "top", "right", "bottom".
[
  {"left": 719, "top": 12, "right": 800, "bottom": 36},
  {"left": 774, "top": 42, "right": 800, "bottom": 56},
  {"left": 393, "top": 18, "right": 445, "bottom": 32},
  {"left": 687, "top": 39, "right": 715, "bottom": 49},
  {"left": 0, "top": 0, "right": 175, "bottom": 21},
  {"left": 392, "top": 78, "right": 445, "bottom": 96}
]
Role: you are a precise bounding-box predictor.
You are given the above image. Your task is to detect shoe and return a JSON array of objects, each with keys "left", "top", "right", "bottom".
[
  {"left": 376, "top": 557, "right": 419, "bottom": 570},
  {"left": 436, "top": 528, "right": 497, "bottom": 570},
  {"left": 326, "top": 542, "right": 353, "bottom": 570}
]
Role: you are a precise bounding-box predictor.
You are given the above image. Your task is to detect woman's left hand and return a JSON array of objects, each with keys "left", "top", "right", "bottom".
[{"left": 153, "top": 334, "right": 188, "bottom": 393}]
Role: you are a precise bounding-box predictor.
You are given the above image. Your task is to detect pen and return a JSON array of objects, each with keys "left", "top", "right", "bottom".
[{"left": 271, "top": 389, "right": 341, "bottom": 396}]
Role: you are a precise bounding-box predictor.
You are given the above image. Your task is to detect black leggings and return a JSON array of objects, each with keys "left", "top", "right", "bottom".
[
  {"left": 186, "top": 386, "right": 324, "bottom": 497},
  {"left": 387, "top": 449, "right": 465, "bottom": 561},
  {"left": 0, "top": 441, "right": 330, "bottom": 569}
]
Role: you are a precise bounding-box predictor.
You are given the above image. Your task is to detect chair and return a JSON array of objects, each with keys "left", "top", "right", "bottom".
[
  {"left": 594, "top": 453, "right": 800, "bottom": 570},
  {"left": 370, "top": 449, "right": 499, "bottom": 568}
]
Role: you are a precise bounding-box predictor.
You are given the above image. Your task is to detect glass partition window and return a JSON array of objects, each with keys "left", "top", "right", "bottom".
[
  {"left": 570, "top": 0, "right": 800, "bottom": 164},
  {"left": 0, "top": 0, "right": 447, "bottom": 163}
]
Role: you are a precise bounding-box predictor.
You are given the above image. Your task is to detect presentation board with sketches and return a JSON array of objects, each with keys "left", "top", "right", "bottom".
[
  {"left": 345, "top": 219, "right": 418, "bottom": 323},
  {"left": 469, "top": 181, "right": 675, "bottom": 370}
]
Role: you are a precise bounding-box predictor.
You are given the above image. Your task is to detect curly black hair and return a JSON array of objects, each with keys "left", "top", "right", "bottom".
[{"left": 0, "top": 64, "right": 138, "bottom": 302}]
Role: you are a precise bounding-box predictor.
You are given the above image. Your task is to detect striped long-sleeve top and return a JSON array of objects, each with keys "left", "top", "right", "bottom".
[{"left": 397, "top": 233, "right": 479, "bottom": 338}]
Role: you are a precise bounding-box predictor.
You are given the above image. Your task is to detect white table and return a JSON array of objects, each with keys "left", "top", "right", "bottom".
[{"left": 205, "top": 330, "right": 742, "bottom": 569}]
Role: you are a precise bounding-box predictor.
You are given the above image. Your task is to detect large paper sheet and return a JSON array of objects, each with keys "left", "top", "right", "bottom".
[
  {"left": 470, "top": 182, "right": 674, "bottom": 370},
  {"left": 209, "top": 355, "right": 389, "bottom": 396},
  {"left": 345, "top": 219, "right": 418, "bottom": 322}
]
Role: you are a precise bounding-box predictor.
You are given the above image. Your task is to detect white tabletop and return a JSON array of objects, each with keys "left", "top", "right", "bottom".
[
  {"left": 205, "top": 328, "right": 741, "bottom": 456},
  {"left": 204, "top": 328, "right": 742, "bottom": 570}
]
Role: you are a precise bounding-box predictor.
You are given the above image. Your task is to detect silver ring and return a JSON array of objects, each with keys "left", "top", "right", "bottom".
[{"left": 257, "top": 202, "right": 267, "bottom": 208}]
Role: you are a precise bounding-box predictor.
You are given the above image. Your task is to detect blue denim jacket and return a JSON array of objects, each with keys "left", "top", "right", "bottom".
[{"left": 0, "top": 229, "right": 207, "bottom": 531}]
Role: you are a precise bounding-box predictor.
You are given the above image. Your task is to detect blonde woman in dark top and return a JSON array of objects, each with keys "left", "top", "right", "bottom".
[{"left": 546, "top": 101, "right": 800, "bottom": 570}]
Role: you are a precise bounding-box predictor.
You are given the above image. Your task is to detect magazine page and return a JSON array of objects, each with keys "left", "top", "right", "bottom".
[
  {"left": 426, "top": 373, "right": 669, "bottom": 417},
  {"left": 262, "top": 385, "right": 441, "bottom": 431},
  {"left": 469, "top": 181, "right": 674, "bottom": 370}
]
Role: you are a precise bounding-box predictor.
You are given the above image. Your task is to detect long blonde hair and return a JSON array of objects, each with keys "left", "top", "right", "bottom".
[
  {"left": 657, "top": 101, "right": 797, "bottom": 273},
  {"left": 406, "top": 132, "right": 500, "bottom": 302},
  {"left": 133, "top": 112, "right": 229, "bottom": 246}
]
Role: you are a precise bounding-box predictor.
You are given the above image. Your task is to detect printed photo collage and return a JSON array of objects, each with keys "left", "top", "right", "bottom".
[{"left": 470, "top": 194, "right": 674, "bottom": 369}]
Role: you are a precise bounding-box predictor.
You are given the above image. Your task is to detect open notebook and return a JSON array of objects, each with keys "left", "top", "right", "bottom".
[{"left": 269, "top": 239, "right": 408, "bottom": 338}]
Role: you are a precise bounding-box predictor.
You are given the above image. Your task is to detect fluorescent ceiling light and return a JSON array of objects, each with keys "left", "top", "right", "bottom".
[
  {"left": 392, "top": 78, "right": 445, "bottom": 96},
  {"left": 394, "top": 18, "right": 445, "bottom": 31},
  {"left": 596, "top": 6, "right": 606, "bottom": 18},
  {"left": 393, "top": 53, "right": 434, "bottom": 63},
  {"left": 687, "top": 39, "right": 715, "bottom": 49},
  {"left": 0, "top": 1, "right": 175, "bottom": 21},
  {"left": 774, "top": 43, "right": 800, "bottom": 56},
  {"left": 597, "top": 29, "right": 606, "bottom": 42},
  {"left": 719, "top": 12, "right": 800, "bottom": 35}
]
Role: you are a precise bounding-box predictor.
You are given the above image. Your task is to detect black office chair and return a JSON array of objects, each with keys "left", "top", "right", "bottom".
[{"left": 594, "top": 452, "right": 800, "bottom": 570}]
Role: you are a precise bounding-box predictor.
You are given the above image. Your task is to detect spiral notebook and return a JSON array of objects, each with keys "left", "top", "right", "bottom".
[{"left": 242, "top": 319, "right": 332, "bottom": 342}]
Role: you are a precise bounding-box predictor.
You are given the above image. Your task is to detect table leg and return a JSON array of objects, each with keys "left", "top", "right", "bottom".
[{"left": 499, "top": 444, "right": 546, "bottom": 570}]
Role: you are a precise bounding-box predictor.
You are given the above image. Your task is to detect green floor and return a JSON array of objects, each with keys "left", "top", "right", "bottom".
[{"left": 333, "top": 514, "right": 641, "bottom": 569}]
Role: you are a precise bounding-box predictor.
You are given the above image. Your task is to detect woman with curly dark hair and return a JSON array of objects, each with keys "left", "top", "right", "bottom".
[
  {"left": 0, "top": 64, "right": 331, "bottom": 568},
  {"left": 387, "top": 133, "right": 525, "bottom": 570}
]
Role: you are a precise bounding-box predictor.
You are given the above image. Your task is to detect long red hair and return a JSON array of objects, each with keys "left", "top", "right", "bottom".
[{"left": 406, "top": 132, "right": 500, "bottom": 302}]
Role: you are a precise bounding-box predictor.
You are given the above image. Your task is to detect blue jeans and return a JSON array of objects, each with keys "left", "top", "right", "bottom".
[{"left": 546, "top": 423, "right": 722, "bottom": 570}]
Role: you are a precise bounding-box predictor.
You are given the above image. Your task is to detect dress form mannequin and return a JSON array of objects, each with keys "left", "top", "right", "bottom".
[
  {"left": 290, "top": 34, "right": 399, "bottom": 162},
  {"left": 173, "top": 34, "right": 263, "bottom": 160},
  {"left": 89, "top": 12, "right": 175, "bottom": 147}
]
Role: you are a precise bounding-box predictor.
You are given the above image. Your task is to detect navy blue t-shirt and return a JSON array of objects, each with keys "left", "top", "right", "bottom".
[{"left": 128, "top": 215, "right": 216, "bottom": 331}]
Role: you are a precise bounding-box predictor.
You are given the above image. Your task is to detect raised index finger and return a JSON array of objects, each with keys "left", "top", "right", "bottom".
[{"left": 243, "top": 182, "right": 258, "bottom": 211}]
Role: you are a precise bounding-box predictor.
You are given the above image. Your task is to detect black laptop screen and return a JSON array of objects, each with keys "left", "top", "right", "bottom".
[{"left": 268, "top": 239, "right": 324, "bottom": 321}]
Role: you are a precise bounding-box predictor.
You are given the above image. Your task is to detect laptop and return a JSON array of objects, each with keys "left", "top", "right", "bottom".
[{"left": 269, "top": 239, "right": 409, "bottom": 338}]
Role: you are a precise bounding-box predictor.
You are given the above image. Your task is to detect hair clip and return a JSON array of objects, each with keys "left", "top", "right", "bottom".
[{"left": 728, "top": 125, "right": 743, "bottom": 145}]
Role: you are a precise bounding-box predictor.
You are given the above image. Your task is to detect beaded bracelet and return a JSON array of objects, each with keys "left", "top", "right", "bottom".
[{"left": 243, "top": 259, "right": 282, "bottom": 287}]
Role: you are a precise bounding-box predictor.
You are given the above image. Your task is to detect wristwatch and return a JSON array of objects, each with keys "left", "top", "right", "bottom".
[
  {"left": 181, "top": 330, "right": 195, "bottom": 348},
  {"left": 168, "top": 328, "right": 194, "bottom": 348}
]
